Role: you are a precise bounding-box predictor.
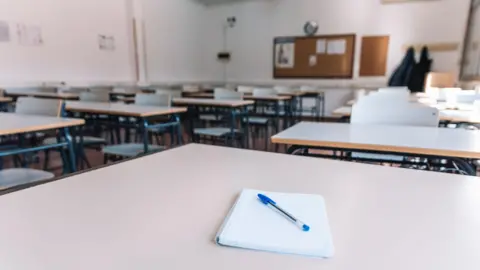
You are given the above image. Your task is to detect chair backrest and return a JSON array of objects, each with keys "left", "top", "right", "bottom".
[
  {"left": 300, "top": 85, "right": 317, "bottom": 91},
  {"left": 253, "top": 88, "right": 277, "bottom": 97},
  {"left": 351, "top": 102, "right": 439, "bottom": 127},
  {"left": 182, "top": 85, "right": 200, "bottom": 92},
  {"left": 0, "top": 89, "right": 4, "bottom": 97},
  {"left": 214, "top": 88, "right": 233, "bottom": 96},
  {"left": 224, "top": 84, "right": 237, "bottom": 91},
  {"left": 79, "top": 92, "right": 110, "bottom": 102},
  {"left": 60, "top": 87, "right": 89, "bottom": 94},
  {"left": 38, "top": 87, "right": 57, "bottom": 93},
  {"left": 15, "top": 97, "right": 63, "bottom": 117},
  {"left": 274, "top": 85, "right": 293, "bottom": 94},
  {"left": 214, "top": 90, "right": 243, "bottom": 100},
  {"left": 237, "top": 85, "right": 254, "bottom": 93},
  {"left": 89, "top": 86, "right": 113, "bottom": 93},
  {"left": 135, "top": 94, "right": 171, "bottom": 106},
  {"left": 155, "top": 89, "right": 182, "bottom": 98}
]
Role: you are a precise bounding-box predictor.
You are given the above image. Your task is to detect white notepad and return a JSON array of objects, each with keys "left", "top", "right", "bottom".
[{"left": 216, "top": 189, "right": 334, "bottom": 258}]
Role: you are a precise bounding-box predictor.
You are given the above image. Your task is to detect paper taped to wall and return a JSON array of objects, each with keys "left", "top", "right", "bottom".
[
  {"left": 327, "top": 39, "right": 346, "bottom": 55},
  {"left": 309, "top": 55, "right": 317, "bottom": 66},
  {"left": 0, "top": 21, "right": 10, "bottom": 42},
  {"left": 316, "top": 39, "right": 326, "bottom": 54},
  {"left": 17, "top": 23, "right": 43, "bottom": 46}
]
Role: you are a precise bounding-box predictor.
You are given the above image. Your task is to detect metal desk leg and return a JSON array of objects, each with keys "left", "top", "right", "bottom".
[
  {"left": 139, "top": 118, "right": 149, "bottom": 153},
  {"left": 243, "top": 106, "right": 249, "bottom": 149},
  {"left": 230, "top": 109, "right": 236, "bottom": 147},
  {"left": 174, "top": 114, "right": 183, "bottom": 146},
  {"left": 63, "top": 127, "right": 76, "bottom": 173}
]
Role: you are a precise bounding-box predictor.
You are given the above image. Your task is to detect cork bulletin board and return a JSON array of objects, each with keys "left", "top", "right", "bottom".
[{"left": 273, "top": 34, "right": 356, "bottom": 79}]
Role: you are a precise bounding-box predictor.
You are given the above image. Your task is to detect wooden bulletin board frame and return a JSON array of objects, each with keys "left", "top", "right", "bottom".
[{"left": 273, "top": 34, "right": 356, "bottom": 79}]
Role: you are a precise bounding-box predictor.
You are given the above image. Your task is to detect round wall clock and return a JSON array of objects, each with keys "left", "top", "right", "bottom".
[{"left": 303, "top": 21, "right": 318, "bottom": 36}]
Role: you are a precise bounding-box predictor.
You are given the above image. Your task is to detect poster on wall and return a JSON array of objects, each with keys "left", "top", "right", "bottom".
[
  {"left": 98, "top": 35, "right": 115, "bottom": 51},
  {"left": 17, "top": 23, "right": 43, "bottom": 46},
  {"left": 327, "top": 39, "right": 346, "bottom": 55},
  {"left": 275, "top": 38, "right": 295, "bottom": 68},
  {"left": 316, "top": 39, "right": 326, "bottom": 54},
  {"left": 0, "top": 21, "right": 10, "bottom": 42}
]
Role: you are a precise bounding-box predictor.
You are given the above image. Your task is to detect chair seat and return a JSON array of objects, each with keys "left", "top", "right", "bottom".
[
  {"left": 43, "top": 136, "right": 106, "bottom": 145},
  {"left": 193, "top": 128, "right": 239, "bottom": 137},
  {"left": 199, "top": 114, "right": 223, "bottom": 121},
  {"left": 0, "top": 169, "right": 54, "bottom": 190},
  {"left": 351, "top": 152, "right": 404, "bottom": 162},
  {"left": 102, "top": 143, "right": 165, "bottom": 157},
  {"left": 243, "top": 117, "right": 269, "bottom": 124}
]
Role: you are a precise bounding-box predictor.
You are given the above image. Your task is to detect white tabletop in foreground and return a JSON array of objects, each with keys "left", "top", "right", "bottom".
[
  {"left": 0, "top": 144, "right": 479, "bottom": 269},
  {"left": 271, "top": 122, "right": 480, "bottom": 159},
  {"left": 0, "top": 113, "right": 85, "bottom": 136}
]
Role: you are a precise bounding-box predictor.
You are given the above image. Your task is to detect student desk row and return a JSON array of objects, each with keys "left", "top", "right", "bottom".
[
  {"left": 272, "top": 122, "right": 480, "bottom": 175},
  {"left": 332, "top": 106, "right": 480, "bottom": 125},
  {"left": 0, "top": 113, "right": 85, "bottom": 172},
  {"left": 65, "top": 102, "right": 187, "bottom": 153},
  {"left": 0, "top": 144, "right": 478, "bottom": 269}
]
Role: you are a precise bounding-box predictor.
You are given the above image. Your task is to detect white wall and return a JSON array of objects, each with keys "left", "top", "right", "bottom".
[
  {"left": 206, "top": 0, "right": 470, "bottom": 85},
  {"left": 142, "top": 0, "right": 221, "bottom": 83},
  {"left": 0, "top": 0, "right": 135, "bottom": 85}
]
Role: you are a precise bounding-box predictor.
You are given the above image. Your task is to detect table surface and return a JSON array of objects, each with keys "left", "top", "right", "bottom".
[
  {"left": 0, "top": 144, "right": 479, "bottom": 269},
  {"left": 0, "top": 97, "right": 12, "bottom": 103},
  {"left": 0, "top": 113, "right": 85, "bottom": 136},
  {"left": 271, "top": 122, "right": 480, "bottom": 159},
  {"left": 66, "top": 101, "right": 187, "bottom": 117},
  {"left": 5, "top": 91, "right": 80, "bottom": 99},
  {"left": 182, "top": 92, "right": 292, "bottom": 101},
  {"left": 332, "top": 106, "right": 480, "bottom": 124},
  {"left": 173, "top": 98, "right": 254, "bottom": 107}
]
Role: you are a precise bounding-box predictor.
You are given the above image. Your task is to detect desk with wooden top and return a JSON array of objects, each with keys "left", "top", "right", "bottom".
[
  {"left": 332, "top": 106, "right": 480, "bottom": 124},
  {"left": 0, "top": 113, "right": 85, "bottom": 172},
  {"left": 66, "top": 102, "right": 187, "bottom": 153},
  {"left": 172, "top": 98, "right": 254, "bottom": 146},
  {"left": 272, "top": 122, "right": 480, "bottom": 175},
  {"left": 5, "top": 91, "right": 80, "bottom": 100},
  {"left": 0, "top": 144, "right": 479, "bottom": 269}
]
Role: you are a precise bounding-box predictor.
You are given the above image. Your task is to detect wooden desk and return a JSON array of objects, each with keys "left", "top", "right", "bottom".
[
  {"left": 272, "top": 122, "right": 480, "bottom": 175},
  {"left": 66, "top": 102, "right": 186, "bottom": 153},
  {"left": 66, "top": 101, "right": 187, "bottom": 117},
  {"left": 172, "top": 98, "right": 254, "bottom": 107},
  {"left": 332, "top": 106, "right": 480, "bottom": 124},
  {"left": 0, "top": 144, "right": 479, "bottom": 269},
  {"left": 0, "top": 97, "right": 12, "bottom": 103},
  {"left": 0, "top": 113, "right": 85, "bottom": 172},
  {"left": 5, "top": 91, "right": 80, "bottom": 100},
  {"left": 184, "top": 93, "right": 291, "bottom": 101}
]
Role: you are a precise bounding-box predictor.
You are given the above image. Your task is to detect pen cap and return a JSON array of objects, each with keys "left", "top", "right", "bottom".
[{"left": 258, "top": 194, "right": 276, "bottom": 205}]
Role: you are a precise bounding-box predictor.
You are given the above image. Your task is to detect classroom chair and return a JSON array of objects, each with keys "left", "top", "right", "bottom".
[
  {"left": 155, "top": 89, "right": 182, "bottom": 98},
  {"left": 0, "top": 98, "right": 63, "bottom": 189},
  {"left": 300, "top": 85, "right": 323, "bottom": 119},
  {"left": 79, "top": 92, "right": 110, "bottom": 103},
  {"left": 193, "top": 91, "right": 245, "bottom": 147},
  {"left": 237, "top": 86, "right": 254, "bottom": 93},
  {"left": 350, "top": 101, "right": 439, "bottom": 163},
  {"left": 102, "top": 94, "right": 172, "bottom": 162}
]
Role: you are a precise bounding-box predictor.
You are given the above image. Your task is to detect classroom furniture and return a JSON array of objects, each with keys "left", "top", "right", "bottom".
[
  {"left": 299, "top": 86, "right": 325, "bottom": 121},
  {"left": 0, "top": 112, "right": 84, "bottom": 178},
  {"left": 0, "top": 144, "right": 479, "bottom": 269},
  {"left": 359, "top": 36, "right": 390, "bottom": 77},
  {"left": 273, "top": 34, "right": 356, "bottom": 78},
  {"left": 333, "top": 105, "right": 480, "bottom": 125},
  {"left": 65, "top": 102, "right": 186, "bottom": 160},
  {"left": 271, "top": 122, "right": 480, "bottom": 175},
  {"left": 4, "top": 89, "right": 80, "bottom": 100},
  {"left": 79, "top": 92, "right": 110, "bottom": 103},
  {"left": 172, "top": 98, "right": 253, "bottom": 147}
]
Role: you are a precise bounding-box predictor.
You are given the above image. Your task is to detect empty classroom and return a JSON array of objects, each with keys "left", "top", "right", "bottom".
[{"left": 1, "top": 0, "right": 480, "bottom": 269}]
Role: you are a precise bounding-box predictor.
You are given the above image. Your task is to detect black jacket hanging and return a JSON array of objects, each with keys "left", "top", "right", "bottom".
[
  {"left": 388, "top": 47, "right": 416, "bottom": 87},
  {"left": 408, "top": 46, "right": 432, "bottom": 92}
]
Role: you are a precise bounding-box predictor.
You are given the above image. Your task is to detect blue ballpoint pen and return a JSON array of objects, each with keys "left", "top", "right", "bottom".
[{"left": 257, "top": 194, "right": 310, "bottom": 232}]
